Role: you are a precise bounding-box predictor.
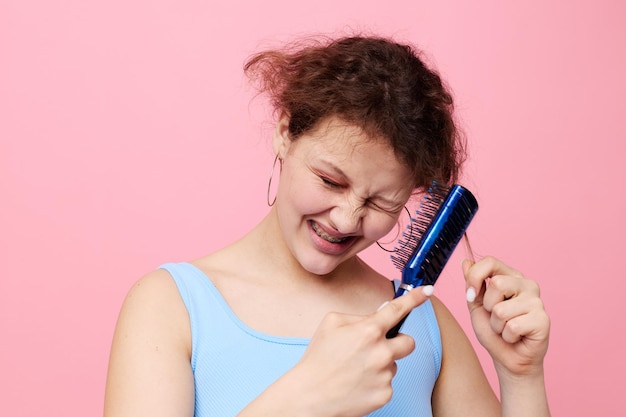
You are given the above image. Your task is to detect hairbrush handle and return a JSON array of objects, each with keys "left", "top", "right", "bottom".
[
  {"left": 385, "top": 284, "right": 415, "bottom": 338},
  {"left": 386, "top": 185, "right": 478, "bottom": 338}
]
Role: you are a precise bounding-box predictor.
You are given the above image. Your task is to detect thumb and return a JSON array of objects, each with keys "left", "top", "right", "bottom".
[
  {"left": 461, "top": 258, "right": 473, "bottom": 275},
  {"left": 461, "top": 259, "right": 478, "bottom": 303}
]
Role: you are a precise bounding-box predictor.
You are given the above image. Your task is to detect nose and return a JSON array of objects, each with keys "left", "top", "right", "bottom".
[{"left": 329, "top": 198, "right": 364, "bottom": 234}]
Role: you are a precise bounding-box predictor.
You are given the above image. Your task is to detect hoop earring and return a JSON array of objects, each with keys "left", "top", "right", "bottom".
[
  {"left": 376, "top": 206, "right": 413, "bottom": 253},
  {"left": 267, "top": 154, "right": 282, "bottom": 206}
]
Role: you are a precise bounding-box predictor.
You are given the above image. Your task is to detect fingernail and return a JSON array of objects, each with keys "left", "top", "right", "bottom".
[
  {"left": 376, "top": 301, "right": 389, "bottom": 312},
  {"left": 422, "top": 285, "right": 434, "bottom": 296},
  {"left": 466, "top": 287, "right": 476, "bottom": 303}
]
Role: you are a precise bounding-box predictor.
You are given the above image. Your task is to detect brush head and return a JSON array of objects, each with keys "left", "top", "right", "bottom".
[{"left": 390, "top": 183, "right": 478, "bottom": 288}]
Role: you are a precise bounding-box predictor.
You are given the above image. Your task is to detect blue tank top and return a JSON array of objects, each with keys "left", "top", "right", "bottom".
[{"left": 161, "top": 262, "right": 441, "bottom": 416}]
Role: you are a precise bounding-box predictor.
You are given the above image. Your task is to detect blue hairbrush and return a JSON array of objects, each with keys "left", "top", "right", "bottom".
[{"left": 386, "top": 183, "right": 479, "bottom": 338}]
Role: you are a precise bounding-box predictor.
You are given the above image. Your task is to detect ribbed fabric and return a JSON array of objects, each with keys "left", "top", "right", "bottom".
[{"left": 161, "top": 262, "right": 441, "bottom": 416}]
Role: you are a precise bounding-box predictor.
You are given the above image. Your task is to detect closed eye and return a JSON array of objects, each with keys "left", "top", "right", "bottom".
[
  {"left": 321, "top": 177, "right": 342, "bottom": 188},
  {"left": 367, "top": 199, "right": 403, "bottom": 215}
]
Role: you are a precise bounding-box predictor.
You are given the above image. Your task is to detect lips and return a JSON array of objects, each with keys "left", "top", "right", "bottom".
[{"left": 310, "top": 221, "right": 350, "bottom": 244}]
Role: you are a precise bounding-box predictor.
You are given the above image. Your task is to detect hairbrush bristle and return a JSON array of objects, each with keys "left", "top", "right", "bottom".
[
  {"left": 389, "top": 182, "right": 478, "bottom": 287},
  {"left": 390, "top": 183, "right": 449, "bottom": 270}
]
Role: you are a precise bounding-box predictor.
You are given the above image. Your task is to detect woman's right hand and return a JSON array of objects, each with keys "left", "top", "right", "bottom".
[{"left": 239, "top": 285, "right": 433, "bottom": 417}]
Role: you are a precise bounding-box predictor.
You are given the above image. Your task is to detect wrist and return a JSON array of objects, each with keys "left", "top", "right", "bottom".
[
  {"left": 495, "top": 361, "right": 545, "bottom": 383},
  {"left": 496, "top": 366, "right": 550, "bottom": 417},
  {"left": 272, "top": 366, "right": 318, "bottom": 417}
]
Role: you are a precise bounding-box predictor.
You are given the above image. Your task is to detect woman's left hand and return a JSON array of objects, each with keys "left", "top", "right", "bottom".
[{"left": 463, "top": 256, "right": 550, "bottom": 379}]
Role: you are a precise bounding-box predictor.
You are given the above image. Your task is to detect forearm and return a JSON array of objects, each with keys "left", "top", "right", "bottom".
[
  {"left": 236, "top": 367, "right": 319, "bottom": 417},
  {"left": 236, "top": 387, "right": 308, "bottom": 417},
  {"left": 498, "top": 368, "right": 550, "bottom": 417}
]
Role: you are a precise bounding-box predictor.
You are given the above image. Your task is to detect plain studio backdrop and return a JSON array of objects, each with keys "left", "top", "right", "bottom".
[{"left": 1, "top": 1, "right": 625, "bottom": 415}]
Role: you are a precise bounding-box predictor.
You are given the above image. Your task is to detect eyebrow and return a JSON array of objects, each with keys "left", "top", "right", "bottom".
[{"left": 318, "top": 159, "right": 348, "bottom": 180}]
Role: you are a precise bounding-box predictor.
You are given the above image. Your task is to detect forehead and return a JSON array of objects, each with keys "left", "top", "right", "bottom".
[
  {"left": 290, "top": 117, "right": 414, "bottom": 189},
  {"left": 297, "top": 118, "right": 380, "bottom": 155},
  {"left": 297, "top": 117, "right": 391, "bottom": 159}
]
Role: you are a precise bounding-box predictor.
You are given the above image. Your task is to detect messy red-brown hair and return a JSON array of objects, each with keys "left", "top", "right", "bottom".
[{"left": 244, "top": 35, "right": 466, "bottom": 189}]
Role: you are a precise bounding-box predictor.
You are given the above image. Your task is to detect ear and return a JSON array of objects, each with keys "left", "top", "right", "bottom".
[{"left": 272, "top": 112, "right": 291, "bottom": 158}]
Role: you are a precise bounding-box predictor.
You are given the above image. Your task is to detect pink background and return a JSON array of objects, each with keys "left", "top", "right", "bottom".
[{"left": 2, "top": 1, "right": 625, "bottom": 415}]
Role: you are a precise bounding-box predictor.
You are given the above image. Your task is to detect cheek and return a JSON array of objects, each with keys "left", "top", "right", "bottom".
[
  {"left": 364, "top": 213, "right": 400, "bottom": 240},
  {"left": 279, "top": 174, "right": 329, "bottom": 215},
  {"left": 297, "top": 187, "right": 327, "bottom": 209}
]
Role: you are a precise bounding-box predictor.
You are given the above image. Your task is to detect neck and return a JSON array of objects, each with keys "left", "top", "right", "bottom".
[{"left": 237, "top": 208, "right": 364, "bottom": 288}]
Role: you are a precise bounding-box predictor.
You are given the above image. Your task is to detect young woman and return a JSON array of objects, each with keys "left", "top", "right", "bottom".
[{"left": 104, "top": 35, "right": 550, "bottom": 417}]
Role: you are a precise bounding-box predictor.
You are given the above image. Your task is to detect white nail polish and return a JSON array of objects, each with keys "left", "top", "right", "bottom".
[
  {"left": 376, "top": 301, "right": 389, "bottom": 312},
  {"left": 466, "top": 287, "right": 476, "bottom": 303},
  {"left": 422, "top": 285, "right": 434, "bottom": 296}
]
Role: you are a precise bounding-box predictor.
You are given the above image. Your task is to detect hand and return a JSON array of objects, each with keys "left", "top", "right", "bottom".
[
  {"left": 288, "top": 285, "right": 433, "bottom": 417},
  {"left": 463, "top": 256, "right": 550, "bottom": 379}
]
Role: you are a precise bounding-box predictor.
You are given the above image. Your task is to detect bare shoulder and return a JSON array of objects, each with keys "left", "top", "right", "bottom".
[
  {"left": 117, "top": 268, "right": 191, "bottom": 354},
  {"left": 123, "top": 269, "right": 186, "bottom": 310},
  {"left": 429, "top": 296, "right": 460, "bottom": 329},
  {"left": 104, "top": 269, "right": 194, "bottom": 416},
  {"left": 429, "top": 296, "right": 499, "bottom": 417}
]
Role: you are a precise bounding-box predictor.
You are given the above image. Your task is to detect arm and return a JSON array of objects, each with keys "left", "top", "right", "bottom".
[
  {"left": 431, "top": 296, "right": 501, "bottom": 417},
  {"left": 432, "top": 256, "right": 551, "bottom": 417},
  {"left": 104, "top": 270, "right": 195, "bottom": 417},
  {"left": 464, "top": 256, "right": 551, "bottom": 417}
]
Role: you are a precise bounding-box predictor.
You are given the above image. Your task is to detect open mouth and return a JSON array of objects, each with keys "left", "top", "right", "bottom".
[{"left": 310, "top": 221, "right": 350, "bottom": 244}]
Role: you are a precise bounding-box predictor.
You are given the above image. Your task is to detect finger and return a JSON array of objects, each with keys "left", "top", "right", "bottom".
[
  {"left": 387, "top": 333, "right": 417, "bottom": 360},
  {"left": 390, "top": 360, "right": 398, "bottom": 378},
  {"left": 462, "top": 259, "right": 486, "bottom": 310},
  {"left": 464, "top": 256, "right": 524, "bottom": 298},
  {"left": 483, "top": 275, "right": 541, "bottom": 312},
  {"left": 482, "top": 275, "right": 522, "bottom": 311},
  {"left": 500, "top": 308, "right": 551, "bottom": 344},
  {"left": 488, "top": 292, "right": 547, "bottom": 337},
  {"left": 488, "top": 295, "right": 532, "bottom": 335},
  {"left": 374, "top": 285, "right": 432, "bottom": 329}
]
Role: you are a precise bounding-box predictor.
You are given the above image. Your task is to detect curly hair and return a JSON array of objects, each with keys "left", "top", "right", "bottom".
[{"left": 244, "top": 35, "right": 466, "bottom": 189}]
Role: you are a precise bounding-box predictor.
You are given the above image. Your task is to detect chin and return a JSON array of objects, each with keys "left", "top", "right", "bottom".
[
  {"left": 300, "top": 259, "right": 341, "bottom": 276},
  {"left": 297, "top": 248, "right": 363, "bottom": 277}
]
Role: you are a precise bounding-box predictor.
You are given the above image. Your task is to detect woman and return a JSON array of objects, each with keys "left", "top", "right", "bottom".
[{"left": 104, "top": 35, "right": 550, "bottom": 416}]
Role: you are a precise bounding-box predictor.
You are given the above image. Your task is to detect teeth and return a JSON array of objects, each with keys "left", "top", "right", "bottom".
[{"left": 311, "top": 222, "right": 348, "bottom": 243}]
